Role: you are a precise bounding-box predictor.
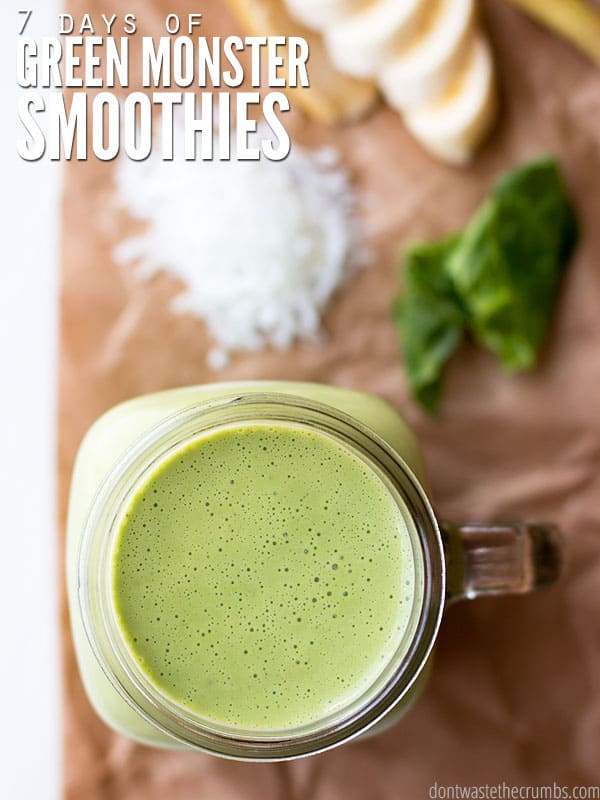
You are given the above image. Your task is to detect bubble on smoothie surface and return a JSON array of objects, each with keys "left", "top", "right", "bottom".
[{"left": 111, "top": 424, "right": 416, "bottom": 730}]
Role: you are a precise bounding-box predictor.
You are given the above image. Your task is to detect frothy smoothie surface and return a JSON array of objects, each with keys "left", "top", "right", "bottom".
[{"left": 111, "top": 423, "right": 417, "bottom": 731}]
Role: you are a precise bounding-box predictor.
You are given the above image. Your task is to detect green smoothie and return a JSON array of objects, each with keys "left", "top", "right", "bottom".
[{"left": 111, "top": 422, "right": 416, "bottom": 731}]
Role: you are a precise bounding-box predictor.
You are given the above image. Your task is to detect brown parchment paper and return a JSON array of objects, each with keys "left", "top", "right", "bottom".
[{"left": 59, "top": 1, "right": 600, "bottom": 797}]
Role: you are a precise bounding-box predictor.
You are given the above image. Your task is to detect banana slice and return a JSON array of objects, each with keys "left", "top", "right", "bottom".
[
  {"left": 324, "top": 0, "right": 436, "bottom": 79},
  {"left": 379, "top": 0, "right": 476, "bottom": 110},
  {"left": 283, "top": 0, "right": 362, "bottom": 32},
  {"left": 403, "top": 34, "right": 496, "bottom": 165},
  {"left": 224, "top": 0, "right": 378, "bottom": 125}
]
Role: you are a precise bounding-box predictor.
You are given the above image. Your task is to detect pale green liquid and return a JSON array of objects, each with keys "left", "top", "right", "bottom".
[{"left": 111, "top": 423, "right": 416, "bottom": 731}]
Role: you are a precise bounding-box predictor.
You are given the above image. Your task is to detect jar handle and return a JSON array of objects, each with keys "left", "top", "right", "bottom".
[{"left": 441, "top": 522, "right": 562, "bottom": 603}]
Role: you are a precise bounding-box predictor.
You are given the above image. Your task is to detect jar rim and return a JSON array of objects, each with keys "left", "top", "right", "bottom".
[{"left": 78, "top": 392, "right": 445, "bottom": 760}]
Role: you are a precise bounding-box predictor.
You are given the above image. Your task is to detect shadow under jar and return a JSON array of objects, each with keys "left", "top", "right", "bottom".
[{"left": 67, "top": 382, "right": 561, "bottom": 761}]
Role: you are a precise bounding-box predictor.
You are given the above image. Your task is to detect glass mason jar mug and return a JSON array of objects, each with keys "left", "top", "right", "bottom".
[{"left": 67, "top": 382, "right": 561, "bottom": 761}]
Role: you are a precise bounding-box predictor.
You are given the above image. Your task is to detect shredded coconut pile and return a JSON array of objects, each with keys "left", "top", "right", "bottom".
[{"left": 114, "top": 131, "right": 367, "bottom": 368}]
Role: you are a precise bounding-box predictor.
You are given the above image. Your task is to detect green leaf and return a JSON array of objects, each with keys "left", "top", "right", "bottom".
[
  {"left": 448, "top": 155, "right": 578, "bottom": 371},
  {"left": 392, "top": 155, "right": 578, "bottom": 414},
  {"left": 393, "top": 235, "right": 466, "bottom": 413}
]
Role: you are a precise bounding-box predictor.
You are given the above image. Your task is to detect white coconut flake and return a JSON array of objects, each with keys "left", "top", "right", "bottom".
[{"left": 114, "top": 126, "right": 368, "bottom": 367}]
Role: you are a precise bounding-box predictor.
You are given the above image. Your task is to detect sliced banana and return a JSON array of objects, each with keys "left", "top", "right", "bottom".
[
  {"left": 379, "top": 0, "right": 476, "bottom": 111},
  {"left": 403, "top": 35, "right": 497, "bottom": 165},
  {"left": 282, "top": 0, "right": 498, "bottom": 163},
  {"left": 224, "top": 0, "right": 378, "bottom": 125},
  {"left": 324, "top": 0, "right": 435, "bottom": 79},
  {"left": 283, "top": 0, "right": 362, "bottom": 32}
]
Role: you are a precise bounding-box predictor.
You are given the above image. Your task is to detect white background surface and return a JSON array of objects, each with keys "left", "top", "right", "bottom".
[{"left": 1, "top": 3, "right": 61, "bottom": 799}]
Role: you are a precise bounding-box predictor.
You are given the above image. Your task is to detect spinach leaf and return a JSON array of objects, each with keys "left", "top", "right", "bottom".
[
  {"left": 393, "top": 155, "right": 578, "bottom": 413},
  {"left": 393, "top": 235, "right": 466, "bottom": 414},
  {"left": 448, "top": 156, "right": 578, "bottom": 370}
]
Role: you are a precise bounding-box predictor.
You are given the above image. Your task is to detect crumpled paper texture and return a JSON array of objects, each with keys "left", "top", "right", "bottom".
[{"left": 59, "top": 0, "right": 600, "bottom": 796}]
